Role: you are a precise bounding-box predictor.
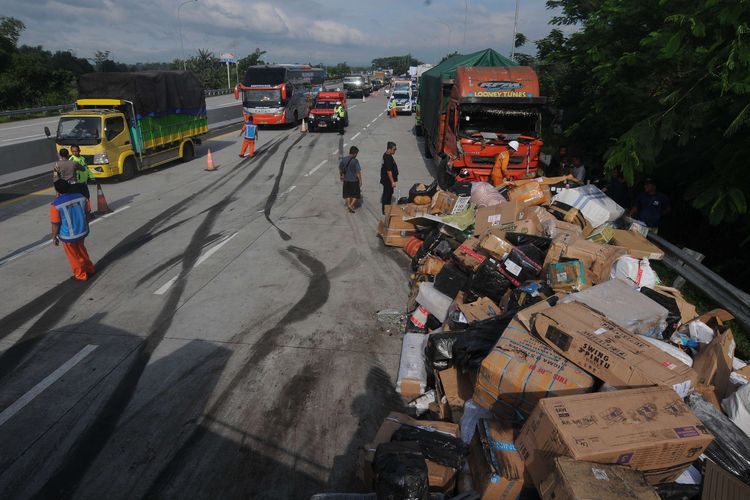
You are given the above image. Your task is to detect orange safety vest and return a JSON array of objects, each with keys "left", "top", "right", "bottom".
[{"left": 490, "top": 147, "right": 511, "bottom": 186}]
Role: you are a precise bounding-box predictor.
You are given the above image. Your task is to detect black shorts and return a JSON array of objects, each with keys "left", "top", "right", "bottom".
[{"left": 343, "top": 181, "right": 360, "bottom": 198}]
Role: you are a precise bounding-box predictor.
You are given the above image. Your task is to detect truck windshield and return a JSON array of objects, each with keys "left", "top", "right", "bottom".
[
  {"left": 314, "top": 101, "right": 337, "bottom": 109},
  {"left": 459, "top": 105, "right": 540, "bottom": 139},
  {"left": 394, "top": 84, "right": 410, "bottom": 93},
  {"left": 243, "top": 89, "right": 281, "bottom": 107},
  {"left": 57, "top": 117, "right": 101, "bottom": 146}
]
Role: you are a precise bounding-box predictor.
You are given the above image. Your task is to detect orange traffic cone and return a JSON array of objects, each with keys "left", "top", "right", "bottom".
[
  {"left": 96, "top": 183, "right": 112, "bottom": 214},
  {"left": 205, "top": 148, "right": 216, "bottom": 171}
]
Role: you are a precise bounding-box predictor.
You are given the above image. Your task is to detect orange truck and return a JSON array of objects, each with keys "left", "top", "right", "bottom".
[
  {"left": 307, "top": 91, "right": 348, "bottom": 133},
  {"left": 419, "top": 49, "right": 546, "bottom": 187}
]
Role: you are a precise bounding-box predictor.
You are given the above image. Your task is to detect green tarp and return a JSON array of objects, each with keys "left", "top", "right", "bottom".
[{"left": 419, "top": 48, "right": 517, "bottom": 147}]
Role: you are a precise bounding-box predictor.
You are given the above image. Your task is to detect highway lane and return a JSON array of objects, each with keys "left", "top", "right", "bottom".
[
  {"left": 0, "top": 92, "right": 429, "bottom": 498},
  {"left": 0, "top": 93, "right": 240, "bottom": 146}
]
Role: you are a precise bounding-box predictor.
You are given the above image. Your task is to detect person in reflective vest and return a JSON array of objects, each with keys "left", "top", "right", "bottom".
[
  {"left": 389, "top": 97, "right": 398, "bottom": 118},
  {"left": 490, "top": 140, "right": 519, "bottom": 186},
  {"left": 50, "top": 179, "right": 95, "bottom": 281},
  {"left": 69, "top": 144, "right": 93, "bottom": 199},
  {"left": 239, "top": 115, "right": 259, "bottom": 158},
  {"left": 334, "top": 102, "right": 346, "bottom": 134}
]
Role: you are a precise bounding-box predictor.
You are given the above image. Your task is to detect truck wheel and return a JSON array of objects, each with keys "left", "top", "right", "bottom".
[
  {"left": 181, "top": 141, "right": 194, "bottom": 163},
  {"left": 120, "top": 156, "right": 136, "bottom": 181}
]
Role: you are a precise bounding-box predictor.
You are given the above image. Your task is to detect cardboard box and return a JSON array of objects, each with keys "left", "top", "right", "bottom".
[
  {"left": 510, "top": 182, "right": 550, "bottom": 207},
  {"left": 543, "top": 219, "right": 583, "bottom": 244},
  {"left": 363, "top": 412, "right": 460, "bottom": 494},
  {"left": 498, "top": 218, "right": 541, "bottom": 235},
  {"left": 474, "top": 319, "right": 594, "bottom": 421},
  {"left": 547, "top": 260, "right": 588, "bottom": 292},
  {"left": 702, "top": 458, "right": 750, "bottom": 500},
  {"left": 539, "top": 457, "right": 660, "bottom": 500},
  {"left": 430, "top": 190, "right": 459, "bottom": 215},
  {"left": 475, "top": 201, "right": 526, "bottom": 235},
  {"left": 693, "top": 324, "right": 735, "bottom": 400},
  {"left": 456, "top": 295, "right": 503, "bottom": 323},
  {"left": 478, "top": 232, "right": 514, "bottom": 259},
  {"left": 533, "top": 302, "right": 698, "bottom": 397},
  {"left": 435, "top": 366, "right": 475, "bottom": 420},
  {"left": 544, "top": 239, "right": 627, "bottom": 285},
  {"left": 587, "top": 223, "right": 615, "bottom": 244},
  {"left": 468, "top": 419, "right": 525, "bottom": 499},
  {"left": 453, "top": 237, "right": 487, "bottom": 271},
  {"left": 515, "top": 386, "right": 714, "bottom": 487},
  {"left": 611, "top": 229, "right": 665, "bottom": 260}
]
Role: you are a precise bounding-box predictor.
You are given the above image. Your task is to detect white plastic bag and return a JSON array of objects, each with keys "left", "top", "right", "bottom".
[
  {"left": 640, "top": 335, "right": 693, "bottom": 367},
  {"left": 470, "top": 182, "right": 506, "bottom": 208},
  {"left": 610, "top": 256, "right": 659, "bottom": 290},
  {"left": 396, "top": 333, "right": 428, "bottom": 397},
  {"left": 722, "top": 382, "right": 750, "bottom": 439},
  {"left": 415, "top": 282, "right": 453, "bottom": 322},
  {"left": 552, "top": 184, "right": 625, "bottom": 227}
]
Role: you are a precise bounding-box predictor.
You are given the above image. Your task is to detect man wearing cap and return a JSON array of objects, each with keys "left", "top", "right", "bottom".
[
  {"left": 630, "top": 178, "right": 670, "bottom": 233},
  {"left": 490, "top": 140, "right": 519, "bottom": 186}
]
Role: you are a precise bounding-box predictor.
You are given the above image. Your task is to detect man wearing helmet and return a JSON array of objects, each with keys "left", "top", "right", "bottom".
[{"left": 490, "top": 140, "right": 519, "bottom": 186}]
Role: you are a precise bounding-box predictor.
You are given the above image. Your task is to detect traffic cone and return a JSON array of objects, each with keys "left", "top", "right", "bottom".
[
  {"left": 205, "top": 148, "right": 216, "bottom": 171},
  {"left": 301, "top": 118, "right": 308, "bottom": 133},
  {"left": 96, "top": 183, "right": 112, "bottom": 214},
  {"left": 362, "top": 93, "right": 366, "bottom": 102}
]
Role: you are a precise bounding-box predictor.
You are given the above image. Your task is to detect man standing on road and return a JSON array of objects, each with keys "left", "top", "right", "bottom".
[
  {"left": 69, "top": 145, "right": 93, "bottom": 200},
  {"left": 339, "top": 146, "right": 362, "bottom": 213},
  {"left": 380, "top": 141, "right": 399, "bottom": 213},
  {"left": 490, "top": 140, "right": 518, "bottom": 186},
  {"left": 50, "top": 179, "right": 95, "bottom": 281},
  {"left": 630, "top": 178, "right": 670, "bottom": 233},
  {"left": 334, "top": 102, "right": 346, "bottom": 135},
  {"left": 239, "top": 115, "right": 258, "bottom": 158},
  {"left": 388, "top": 97, "right": 398, "bottom": 118},
  {"left": 52, "top": 148, "right": 86, "bottom": 195}
]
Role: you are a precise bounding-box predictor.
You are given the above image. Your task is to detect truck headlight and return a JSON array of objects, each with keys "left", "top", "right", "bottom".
[{"left": 93, "top": 152, "right": 109, "bottom": 164}]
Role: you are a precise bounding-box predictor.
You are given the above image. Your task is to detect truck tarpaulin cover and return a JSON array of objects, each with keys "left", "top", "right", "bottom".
[
  {"left": 419, "top": 48, "right": 516, "bottom": 146},
  {"left": 78, "top": 71, "right": 205, "bottom": 118}
]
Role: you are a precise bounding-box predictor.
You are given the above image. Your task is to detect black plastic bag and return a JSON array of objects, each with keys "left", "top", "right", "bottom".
[
  {"left": 433, "top": 240, "right": 453, "bottom": 260},
  {"left": 468, "top": 257, "right": 512, "bottom": 304},
  {"left": 373, "top": 441, "right": 430, "bottom": 500},
  {"left": 411, "top": 229, "right": 443, "bottom": 270},
  {"left": 391, "top": 425, "right": 469, "bottom": 469},
  {"left": 640, "top": 287, "right": 681, "bottom": 337},
  {"left": 498, "top": 244, "right": 544, "bottom": 287},
  {"left": 504, "top": 232, "right": 552, "bottom": 253},
  {"left": 434, "top": 264, "right": 470, "bottom": 299},
  {"left": 686, "top": 393, "right": 750, "bottom": 485},
  {"left": 408, "top": 180, "right": 439, "bottom": 202},
  {"left": 450, "top": 181, "right": 472, "bottom": 196},
  {"left": 425, "top": 312, "right": 515, "bottom": 370},
  {"left": 655, "top": 483, "right": 701, "bottom": 500},
  {"left": 505, "top": 281, "right": 553, "bottom": 311}
]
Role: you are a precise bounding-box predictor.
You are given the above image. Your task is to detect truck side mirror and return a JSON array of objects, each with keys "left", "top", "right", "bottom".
[{"left": 44, "top": 126, "right": 51, "bottom": 138}]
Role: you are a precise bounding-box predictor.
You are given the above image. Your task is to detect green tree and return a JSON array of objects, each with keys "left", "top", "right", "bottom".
[
  {"left": 237, "top": 48, "right": 267, "bottom": 79},
  {"left": 371, "top": 54, "right": 424, "bottom": 75},
  {"left": 186, "top": 48, "right": 223, "bottom": 88}
]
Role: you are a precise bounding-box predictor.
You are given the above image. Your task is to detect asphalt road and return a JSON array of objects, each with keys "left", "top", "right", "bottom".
[
  {"left": 0, "top": 95, "right": 432, "bottom": 499},
  {"left": 0, "top": 93, "right": 240, "bottom": 145}
]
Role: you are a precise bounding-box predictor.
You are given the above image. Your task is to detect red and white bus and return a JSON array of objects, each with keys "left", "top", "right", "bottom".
[{"left": 234, "top": 64, "right": 325, "bottom": 125}]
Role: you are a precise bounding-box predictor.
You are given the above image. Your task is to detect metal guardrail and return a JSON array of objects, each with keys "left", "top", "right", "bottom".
[
  {"left": 0, "top": 103, "right": 75, "bottom": 117},
  {"left": 648, "top": 232, "right": 750, "bottom": 330}
]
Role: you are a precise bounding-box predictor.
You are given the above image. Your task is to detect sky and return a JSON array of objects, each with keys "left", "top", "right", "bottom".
[{"left": 3, "top": 0, "right": 571, "bottom": 66}]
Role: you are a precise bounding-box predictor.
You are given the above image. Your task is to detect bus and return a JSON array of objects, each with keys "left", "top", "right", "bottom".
[{"left": 234, "top": 65, "right": 326, "bottom": 125}]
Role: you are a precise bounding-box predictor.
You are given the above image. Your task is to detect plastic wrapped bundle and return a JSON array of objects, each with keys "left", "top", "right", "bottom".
[
  {"left": 504, "top": 232, "right": 552, "bottom": 253},
  {"left": 391, "top": 424, "right": 470, "bottom": 469},
  {"left": 468, "top": 257, "right": 512, "bottom": 304},
  {"left": 686, "top": 393, "right": 750, "bottom": 485},
  {"left": 373, "top": 441, "right": 430, "bottom": 500},
  {"left": 470, "top": 182, "right": 507, "bottom": 208}
]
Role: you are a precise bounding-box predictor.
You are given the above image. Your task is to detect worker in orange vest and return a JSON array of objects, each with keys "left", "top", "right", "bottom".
[
  {"left": 239, "top": 115, "right": 258, "bottom": 158},
  {"left": 490, "top": 140, "right": 519, "bottom": 186}
]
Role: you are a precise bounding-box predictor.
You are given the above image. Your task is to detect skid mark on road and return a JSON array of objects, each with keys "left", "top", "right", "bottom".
[{"left": 264, "top": 135, "right": 305, "bottom": 241}]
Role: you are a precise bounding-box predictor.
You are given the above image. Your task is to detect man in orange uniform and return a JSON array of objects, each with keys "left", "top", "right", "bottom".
[
  {"left": 239, "top": 115, "right": 259, "bottom": 158},
  {"left": 50, "top": 179, "right": 95, "bottom": 280},
  {"left": 490, "top": 140, "right": 519, "bottom": 186}
]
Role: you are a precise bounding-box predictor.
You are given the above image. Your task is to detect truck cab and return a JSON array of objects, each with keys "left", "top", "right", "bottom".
[
  {"left": 440, "top": 66, "right": 545, "bottom": 184},
  {"left": 308, "top": 91, "right": 348, "bottom": 132}
]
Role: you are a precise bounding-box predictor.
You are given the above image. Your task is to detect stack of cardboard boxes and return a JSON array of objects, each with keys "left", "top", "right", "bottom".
[{"left": 365, "top": 180, "right": 750, "bottom": 499}]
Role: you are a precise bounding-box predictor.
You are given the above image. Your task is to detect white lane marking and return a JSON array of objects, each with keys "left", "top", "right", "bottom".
[
  {"left": 89, "top": 204, "right": 130, "bottom": 225},
  {"left": 370, "top": 118, "right": 378, "bottom": 124},
  {"left": 278, "top": 185, "right": 296, "bottom": 197},
  {"left": 331, "top": 147, "right": 338, "bottom": 154},
  {"left": 0, "top": 119, "right": 58, "bottom": 131},
  {"left": 154, "top": 232, "right": 238, "bottom": 295},
  {"left": 350, "top": 132, "right": 361, "bottom": 141},
  {"left": 0, "top": 204, "right": 130, "bottom": 268},
  {"left": 211, "top": 102, "right": 241, "bottom": 109},
  {"left": 1, "top": 133, "right": 45, "bottom": 142},
  {"left": 378, "top": 112, "right": 384, "bottom": 118},
  {"left": 305, "top": 160, "right": 327, "bottom": 177},
  {"left": 343, "top": 143, "right": 348, "bottom": 148},
  {"left": 349, "top": 105, "right": 357, "bottom": 109},
  {"left": 0, "top": 344, "right": 98, "bottom": 427}
]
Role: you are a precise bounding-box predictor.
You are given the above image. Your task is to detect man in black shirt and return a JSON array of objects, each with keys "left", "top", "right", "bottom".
[{"left": 380, "top": 141, "right": 399, "bottom": 214}]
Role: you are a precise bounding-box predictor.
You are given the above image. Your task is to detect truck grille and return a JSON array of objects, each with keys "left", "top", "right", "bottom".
[
  {"left": 83, "top": 155, "right": 95, "bottom": 165},
  {"left": 469, "top": 155, "right": 497, "bottom": 166}
]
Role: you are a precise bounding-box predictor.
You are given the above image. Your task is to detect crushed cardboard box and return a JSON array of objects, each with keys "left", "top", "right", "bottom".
[
  {"left": 533, "top": 301, "right": 698, "bottom": 397},
  {"left": 547, "top": 259, "right": 588, "bottom": 292},
  {"left": 544, "top": 239, "right": 628, "bottom": 285},
  {"left": 453, "top": 237, "right": 487, "bottom": 271},
  {"left": 455, "top": 293, "right": 503, "bottom": 323},
  {"left": 475, "top": 201, "right": 526, "bottom": 236},
  {"left": 478, "top": 231, "right": 514, "bottom": 260},
  {"left": 474, "top": 319, "right": 594, "bottom": 421},
  {"left": 539, "top": 457, "right": 660, "bottom": 500},
  {"left": 468, "top": 419, "right": 526, "bottom": 499},
  {"left": 516, "top": 386, "right": 714, "bottom": 487},
  {"left": 363, "top": 412, "right": 460, "bottom": 494}
]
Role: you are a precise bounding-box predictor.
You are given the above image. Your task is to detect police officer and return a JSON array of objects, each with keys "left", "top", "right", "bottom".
[{"left": 333, "top": 102, "right": 346, "bottom": 135}]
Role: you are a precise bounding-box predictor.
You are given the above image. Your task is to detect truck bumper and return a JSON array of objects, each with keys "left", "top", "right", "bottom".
[
  {"left": 251, "top": 113, "right": 286, "bottom": 125},
  {"left": 88, "top": 164, "right": 120, "bottom": 178}
]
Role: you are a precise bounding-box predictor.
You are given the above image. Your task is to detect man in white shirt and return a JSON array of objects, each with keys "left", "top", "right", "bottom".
[{"left": 572, "top": 156, "right": 586, "bottom": 182}]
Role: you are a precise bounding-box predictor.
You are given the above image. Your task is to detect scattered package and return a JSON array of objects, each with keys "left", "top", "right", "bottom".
[
  {"left": 396, "top": 333, "right": 429, "bottom": 398},
  {"left": 467, "top": 418, "right": 526, "bottom": 499},
  {"left": 552, "top": 184, "right": 625, "bottom": 228}
]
